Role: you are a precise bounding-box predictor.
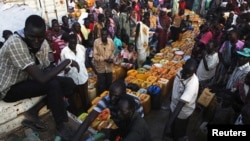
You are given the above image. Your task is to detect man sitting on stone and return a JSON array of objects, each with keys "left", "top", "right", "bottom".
[{"left": 0, "top": 15, "right": 79, "bottom": 140}]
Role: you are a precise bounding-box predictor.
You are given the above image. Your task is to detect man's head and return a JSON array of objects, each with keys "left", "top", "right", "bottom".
[
  {"left": 178, "top": 9, "right": 185, "bottom": 16},
  {"left": 95, "top": 0, "right": 101, "bottom": 7},
  {"left": 2, "top": 30, "right": 13, "bottom": 41},
  {"left": 113, "top": 3, "right": 119, "bottom": 11},
  {"left": 206, "top": 40, "right": 218, "bottom": 54},
  {"left": 88, "top": 14, "right": 94, "bottom": 22},
  {"left": 105, "top": 18, "right": 111, "bottom": 27},
  {"left": 84, "top": 18, "right": 90, "bottom": 28},
  {"left": 62, "top": 16, "right": 69, "bottom": 25},
  {"left": 117, "top": 94, "right": 136, "bottom": 122},
  {"left": 51, "top": 20, "right": 60, "bottom": 32},
  {"left": 98, "top": 13, "right": 105, "bottom": 23},
  {"left": 24, "top": 15, "right": 46, "bottom": 53},
  {"left": 181, "top": 58, "right": 197, "bottom": 79},
  {"left": 68, "top": 33, "right": 77, "bottom": 51},
  {"left": 109, "top": 80, "right": 126, "bottom": 105},
  {"left": 101, "top": 27, "right": 108, "bottom": 44},
  {"left": 105, "top": 9, "right": 112, "bottom": 18},
  {"left": 144, "top": 12, "right": 150, "bottom": 20},
  {"left": 128, "top": 43, "right": 135, "bottom": 52},
  {"left": 72, "top": 22, "right": 81, "bottom": 33},
  {"left": 112, "top": 94, "right": 136, "bottom": 129},
  {"left": 160, "top": 8, "right": 167, "bottom": 17},
  {"left": 228, "top": 30, "right": 238, "bottom": 43}
]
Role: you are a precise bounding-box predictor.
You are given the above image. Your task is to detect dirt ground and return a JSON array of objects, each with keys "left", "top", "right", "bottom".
[{"left": 1, "top": 95, "right": 207, "bottom": 141}]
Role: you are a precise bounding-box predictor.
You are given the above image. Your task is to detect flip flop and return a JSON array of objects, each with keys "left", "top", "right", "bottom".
[{"left": 21, "top": 119, "right": 48, "bottom": 132}]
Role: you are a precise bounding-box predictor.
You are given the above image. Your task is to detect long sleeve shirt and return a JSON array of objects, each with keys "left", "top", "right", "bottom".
[{"left": 93, "top": 38, "right": 115, "bottom": 73}]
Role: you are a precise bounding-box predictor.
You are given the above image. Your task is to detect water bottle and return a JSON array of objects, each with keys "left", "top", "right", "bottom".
[{"left": 23, "top": 128, "right": 41, "bottom": 141}]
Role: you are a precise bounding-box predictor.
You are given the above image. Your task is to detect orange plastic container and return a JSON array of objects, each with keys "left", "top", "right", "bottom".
[
  {"left": 158, "top": 78, "right": 169, "bottom": 97},
  {"left": 139, "top": 94, "right": 151, "bottom": 115},
  {"left": 146, "top": 76, "right": 158, "bottom": 83},
  {"left": 136, "top": 73, "right": 149, "bottom": 81},
  {"left": 127, "top": 69, "right": 138, "bottom": 77},
  {"left": 141, "top": 81, "right": 153, "bottom": 89},
  {"left": 132, "top": 79, "right": 144, "bottom": 87},
  {"left": 125, "top": 76, "right": 137, "bottom": 84}
]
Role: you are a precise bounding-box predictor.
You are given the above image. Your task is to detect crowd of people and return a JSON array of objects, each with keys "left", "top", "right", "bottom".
[{"left": 0, "top": 0, "right": 250, "bottom": 140}]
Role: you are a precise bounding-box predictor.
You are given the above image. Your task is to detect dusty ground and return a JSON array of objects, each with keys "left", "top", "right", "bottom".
[{"left": 1, "top": 95, "right": 207, "bottom": 141}]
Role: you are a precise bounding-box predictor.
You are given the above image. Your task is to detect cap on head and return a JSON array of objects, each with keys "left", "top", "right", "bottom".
[{"left": 237, "top": 48, "right": 250, "bottom": 58}]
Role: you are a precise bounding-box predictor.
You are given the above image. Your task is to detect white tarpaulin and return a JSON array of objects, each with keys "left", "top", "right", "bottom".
[{"left": 0, "top": 2, "right": 41, "bottom": 42}]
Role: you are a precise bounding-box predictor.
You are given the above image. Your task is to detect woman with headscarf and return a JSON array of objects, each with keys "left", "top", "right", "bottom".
[{"left": 155, "top": 8, "right": 171, "bottom": 53}]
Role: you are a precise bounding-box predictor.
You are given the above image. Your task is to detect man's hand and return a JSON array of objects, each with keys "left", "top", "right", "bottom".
[
  {"left": 105, "top": 58, "right": 113, "bottom": 63},
  {"left": 64, "top": 67, "right": 70, "bottom": 74},
  {"left": 70, "top": 60, "right": 80, "bottom": 72}
]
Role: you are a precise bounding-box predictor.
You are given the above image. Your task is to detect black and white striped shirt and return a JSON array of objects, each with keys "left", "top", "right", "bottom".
[
  {"left": 226, "top": 63, "right": 250, "bottom": 89},
  {"left": 93, "top": 93, "right": 144, "bottom": 118}
]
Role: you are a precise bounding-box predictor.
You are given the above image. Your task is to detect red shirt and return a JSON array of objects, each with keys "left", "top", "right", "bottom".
[
  {"left": 179, "top": 1, "right": 186, "bottom": 10},
  {"left": 89, "top": 22, "right": 94, "bottom": 31}
]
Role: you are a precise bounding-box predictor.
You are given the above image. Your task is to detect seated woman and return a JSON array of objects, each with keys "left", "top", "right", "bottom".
[{"left": 120, "top": 43, "right": 138, "bottom": 70}]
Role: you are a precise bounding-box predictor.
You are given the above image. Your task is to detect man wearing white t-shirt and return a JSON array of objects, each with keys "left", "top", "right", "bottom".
[
  {"left": 60, "top": 33, "right": 90, "bottom": 115},
  {"left": 163, "top": 58, "right": 199, "bottom": 141},
  {"left": 197, "top": 40, "right": 219, "bottom": 84}
]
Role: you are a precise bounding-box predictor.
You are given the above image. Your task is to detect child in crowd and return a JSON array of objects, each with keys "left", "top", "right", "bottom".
[
  {"left": 120, "top": 43, "right": 138, "bottom": 69},
  {"left": 113, "top": 31, "right": 123, "bottom": 57}
]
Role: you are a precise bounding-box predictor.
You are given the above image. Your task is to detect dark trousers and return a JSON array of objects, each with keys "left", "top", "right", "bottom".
[
  {"left": 3, "top": 76, "right": 76, "bottom": 125},
  {"left": 68, "top": 82, "right": 90, "bottom": 116},
  {"left": 97, "top": 72, "right": 112, "bottom": 96},
  {"left": 170, "top": 27, "right": 181, "bottom": 42},
  {"left": 186, "top": 0, "right": 194, "bottom": 10},
  {"left": 171, "top": 115, "right": 190, "bottom": 141}
]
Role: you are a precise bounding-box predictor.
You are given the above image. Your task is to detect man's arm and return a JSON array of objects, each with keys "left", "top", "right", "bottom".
[
  {"left": 167, "top": 101, "right": 185, "bottom": 127},
  {"left": 72, "top": 110, "right": 99, "bottom": 141},
  {"left": 24, "top": 59, "right": 79, "bottom": 84},
  {"left": 202, "top": 51, "right": 209, "bottom": 71}
]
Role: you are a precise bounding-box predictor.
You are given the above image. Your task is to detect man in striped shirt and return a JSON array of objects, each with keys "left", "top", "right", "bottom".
[
  {"left": 72, "top": 80, "right": 144, "bottom": 140},
  {"left": 226, "top": 47, "right": 250, "bottom": 89}
]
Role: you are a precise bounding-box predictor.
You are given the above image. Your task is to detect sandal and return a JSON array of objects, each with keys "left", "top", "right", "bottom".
[{"left": 21, "top": 119, "right": 48, "bottom": 132}]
